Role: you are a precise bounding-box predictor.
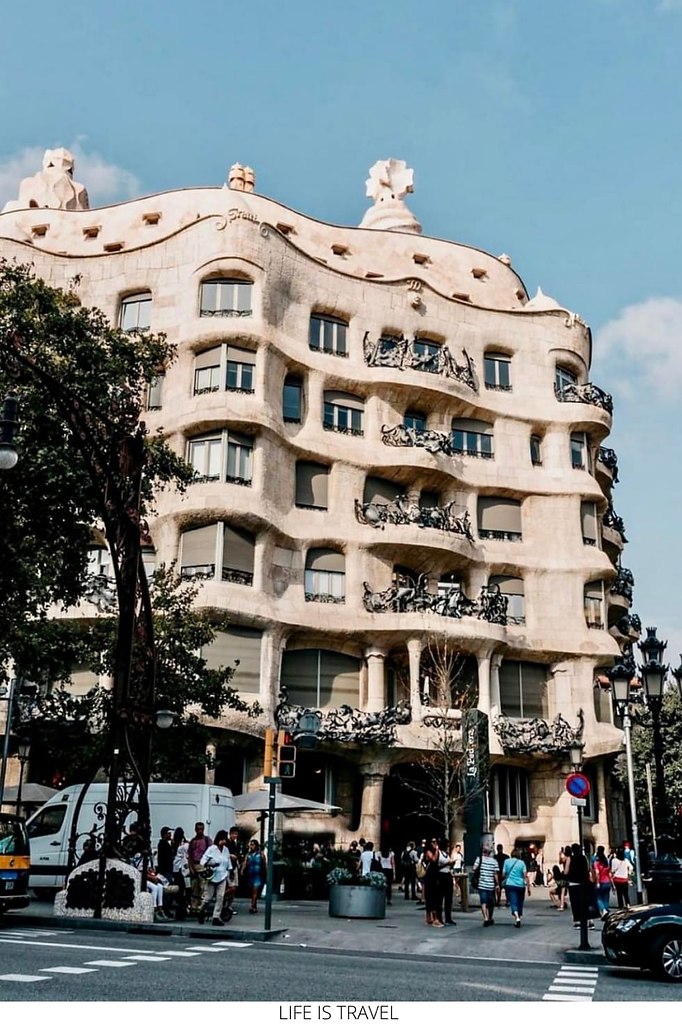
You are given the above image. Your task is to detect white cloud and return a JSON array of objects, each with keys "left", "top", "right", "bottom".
[
  {"left": 0, "top": 142, "right": 140, "bottom": 209},
  {"left": 657, "top": 0, "right": 682, "bottom": 10},
  {"left": 594, "top": 297, "right": 682, "bottom": 400}
]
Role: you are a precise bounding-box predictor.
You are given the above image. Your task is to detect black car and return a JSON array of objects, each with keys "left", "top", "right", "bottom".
[{"left": 602, "top": 901, "right": 682, "bottom": 982}]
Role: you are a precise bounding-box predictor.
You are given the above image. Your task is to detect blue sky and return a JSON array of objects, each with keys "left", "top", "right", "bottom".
[{"left": 1, "top": 1, "right": 680, "bottom": 665}]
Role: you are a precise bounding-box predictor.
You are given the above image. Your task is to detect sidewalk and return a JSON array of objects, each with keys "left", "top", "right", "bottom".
[{"left": 13, "top": 891, "right": 606, "bottom": 965}]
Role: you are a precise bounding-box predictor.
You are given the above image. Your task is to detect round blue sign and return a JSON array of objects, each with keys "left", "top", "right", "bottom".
[{"left": 566, "top": 772, "right": 591, "bottom": 798}]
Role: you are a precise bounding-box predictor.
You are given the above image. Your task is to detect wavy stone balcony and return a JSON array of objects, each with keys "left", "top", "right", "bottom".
[
  {"left": 554, "top": 381, "right": 613, "bottom": 415},
  {"left": 362, "top": 576, "right": 508, "bottom": 624},
  {"left": 493, "top": 710, "right": 584, "bottom": 754},
  {"left": 354, "top": 495, "right": 474, "bottom": 541},
  {"left": 363, "top": 331, "right": 478, "bottom": 391}
]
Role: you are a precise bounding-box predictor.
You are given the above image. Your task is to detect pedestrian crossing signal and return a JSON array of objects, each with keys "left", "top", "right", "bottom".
[{"left": 277, "top": 730, "right": 296, "bottom": 778}]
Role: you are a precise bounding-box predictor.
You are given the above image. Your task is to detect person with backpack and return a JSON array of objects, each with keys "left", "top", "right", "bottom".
[
  {"left": 592, "top": 845, "right": 613, "bottom": 918},
  {"left": 401, "top": 842, "right": 418, "bottom": 900}
]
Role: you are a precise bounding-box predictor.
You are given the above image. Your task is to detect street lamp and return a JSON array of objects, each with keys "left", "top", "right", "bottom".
[
  {"left": 606, "top": 659, "right": 644, "bottom": 903},
  {"left": 638, "top": 627, "right": 669, "bottom": 834},
  {"left": 0, "top": 393, "right": 19, "bottom": 470},
  {"left": 15, "top": 737, "right": 30, "bottom": 818}
]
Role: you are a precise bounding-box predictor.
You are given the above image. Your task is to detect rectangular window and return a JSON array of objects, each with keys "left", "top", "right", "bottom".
[
  {"left": 202, "top": 627, "right": 262, "bottom": 694},
  {"left": 581, "top": 502, "right": 598, "bottom": 546},
  {"left": 453, "top": 428, "right": 493, "bottom": 458},
  {"left": 146, "top": 374, "right": 164, "bottom": 411},
  {"left": 180, "top": 524, "right": 217, "bottom": 579},
  {"left": 120, "top": 293, "right": 151, "bottom": 332},
  {"left": 404, "top": 410, "right": 426, "bottom": 431},
  {"left": 412, "top": 339, "right": 441, "bottom": 373},
  {"left": 200, "top": 279, "right": 252, "bottom": 317},
  {"left": 555, "top": 365, "right": 577, "bottom": 392},
  {"left": 323, "top": 402, "right": 363, "bottom": 435},
  {"left": 571, "top": 432, "right": 591, "bottom": 471},
  {"left": 530, "top": 434, "right": 542, "bottom": 466},
  {"left": 484, "top": 353, "right": 512, "bottom": 391},
  {"left": 477, "top": 497, "right": 522, "bottom": 542},
  {"left": 295, "top": 462, "right": 329, "bottom": 509},
  {"left": 499, "top": 661, "right": 547, "bottom": 717},
  {"left": 194, "top": 347, "right": 222, "bottom": 395},
  {"left": 584, "top": 582, "right": 604, "bottom": 629},
  {"left": 309, "top": 315, "right": 348, "bottom": 356},
  {"left": 226, "top": 347, "right": 255, "bottom": 392},
  {"left": 189, "top": 435, "right": 222, "bottom": 482},
  {"left": 304, "top": 569, "right": 345, "bottom": 602},
  {"left": 491, "top": 767, "right": 530, "bottom": 820},
  {"left": 283, "top": 378, "right": 303, "bottom": 422},
  {"left": 226, "top": 432, "right": 253, "bottom": 485},
  {"left": 222, "top": 524, "right": 255, "bottom": 585}
]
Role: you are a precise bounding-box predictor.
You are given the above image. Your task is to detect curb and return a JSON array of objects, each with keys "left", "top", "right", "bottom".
[{"left": 11, "top": 911, "right": 284, "bottom": 943}]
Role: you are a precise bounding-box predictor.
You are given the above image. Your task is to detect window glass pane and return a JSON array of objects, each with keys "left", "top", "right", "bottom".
[
  {"left": 283, "top": 379, "right": 302, "bottom": 421},
  {"left": 499, "top": 662, "right": 521, "bottom": 717},
  {"left": 121, "top": 294, "right": 151, "bottom": 331},
  {"left": 530, "top": 435, "right": 542, "bottom": 464},
  {"left": 26, "top": 805, "right": 67, "bottom": 839},
  {"left": 309, "top": 318, "right": 321, "bottom": 350},
  {"left": 404, "top": 410, "right": 426, "bottom": 431},
  {"left": 281, "top": 649, "right": 320, "bottom": 705}
]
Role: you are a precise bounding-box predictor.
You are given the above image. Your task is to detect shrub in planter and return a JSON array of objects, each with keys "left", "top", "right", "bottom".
[{"left": 327, "top": 868, "right": 386, "bottom": 918}]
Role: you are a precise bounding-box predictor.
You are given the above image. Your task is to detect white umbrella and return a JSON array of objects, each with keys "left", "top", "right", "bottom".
[
  {"left": 2, "top": 783, "right": 58, "bottom": 804},
  {"left": 233, "top": 790, "right": 341, "bottom": 814}
]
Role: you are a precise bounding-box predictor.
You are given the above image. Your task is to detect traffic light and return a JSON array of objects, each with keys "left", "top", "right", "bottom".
[{"left": 277, "top": 730, "right": 297, "bottom": 778}]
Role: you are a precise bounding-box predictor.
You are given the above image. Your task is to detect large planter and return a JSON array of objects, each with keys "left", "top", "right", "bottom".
[{"left": 329, "top": 884, "right": 386, "bottom": 919}]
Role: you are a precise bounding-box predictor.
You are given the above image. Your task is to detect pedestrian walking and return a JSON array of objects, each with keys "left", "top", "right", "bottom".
[
  {"left": 187, "top": 822, "right": 212, "bottom": 914},
  {"left": 451, "top": 842, "right": 465, "bottom": 903},
  {"left": 348, "top": 840, "right": 362, "bottom": 875},
  {"left": 494, "top": 843, "right": 507, "bottom": 906},
  {"left": 610, "top": 846, "right": 633, "bottom": 908},
  {"left": 567, "top": 842, "right": 594, "bottom": 929},
  {"left": 439, "top": 843, "right": 457, "bottom": 925},
  {"left": 501, "top": 847, "right": 532, "bottom": 927},
  {"left": 592, "top": 845, "right": 613, "bottom": 919},
  {"left": 546, "top": 867, "right": 561, "bottom": 908},
  {"left": 472, "top": 843, "right": 499, "bottom": 927},
  {"left": 401, "top": 842, "right": 418, "bottom": 900},
  {"left": 378, "top": 844, "right": 396, "bottom": 904},
  {"left": 172, "top": 827, "right": 190, "bottom": 920},
  {"left": 242, "top": 838, "right": 267, "bottom": 913},
  {"left": 359, "top": 840, "right": 380, "bottom": 876},
  {"left": 197, "top": 830, "right": 232, "bottom": 926},
  {"left": 156, "top": 827, "right": 174, "bottom": 880}
]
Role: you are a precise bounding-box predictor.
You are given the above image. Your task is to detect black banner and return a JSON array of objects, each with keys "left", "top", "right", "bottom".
[{"left": 462, "top": 709, "right": 490, "bottom": 866}]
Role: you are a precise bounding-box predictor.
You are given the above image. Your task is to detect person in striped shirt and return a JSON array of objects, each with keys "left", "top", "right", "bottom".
[{"left": 473, "top": 843, "right": 500, "bottom": 927}]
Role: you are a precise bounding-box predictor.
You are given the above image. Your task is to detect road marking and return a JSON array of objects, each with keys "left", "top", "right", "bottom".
[
  {"left": 41, "top": 966, "right": 99, "bottom": 975},
  {"left": 184, "top": 945, "right": 233, "bottom": 952},
  {"left": 123, "top": 954, "right": 172, "bottom": 962},
  {"left": 84, "top": 960, "right": 136, "bottom": 968},
  {"left": 0, "top": 974, "right": 50, "bottom": 983},
  {"left": 157, "top": 951, "right": 202, "bottom": 957},
  {"left": 0, "top": 937, "right": 176, "bottom": 954},
  {"left": 211, "top": 941, "right": 252, "bottom": 948},
  {"left": 543, "top": 965, "right": 598, "bottom": 1002}
]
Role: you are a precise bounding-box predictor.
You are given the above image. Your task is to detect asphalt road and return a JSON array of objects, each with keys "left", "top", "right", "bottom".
[{"left": 0, "top": 922, "right": 680, "bottom": 1003}]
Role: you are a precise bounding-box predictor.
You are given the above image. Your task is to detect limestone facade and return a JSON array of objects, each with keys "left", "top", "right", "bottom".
[{"left": 0, "top": 154, "right": 631, "bottom": 865}]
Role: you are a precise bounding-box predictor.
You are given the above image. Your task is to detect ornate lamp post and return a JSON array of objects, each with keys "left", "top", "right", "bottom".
[
  {"left": 638, "top": 627, "right": 669, "bottom": 833},
  {"left": 607, "top": 659, "right": 644, "bottom": 903},
  {"left": 15, "top": 737, "right": 30, "bottom": 817}
]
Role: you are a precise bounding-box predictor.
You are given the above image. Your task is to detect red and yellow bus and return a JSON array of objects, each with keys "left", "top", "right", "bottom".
[{"left": 0, "top": 813, "right": 30, "bottom": 914}]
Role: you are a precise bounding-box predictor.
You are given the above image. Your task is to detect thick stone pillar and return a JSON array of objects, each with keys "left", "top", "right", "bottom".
[
  {"left": 477, "top": 653, "right": 491, "bottom": 716},
  {"left": 490, "top": 652, "right": 502, "bottom": 716},
  {"left": 260, "top": 627, "right": 287, "bottom": 721},
  {"left": 365, "top": 648, "right": 385, "bottom": 712},
  {"left": 406, "top": 637, "right": 423, "bottom": 719},
  {"left": 358, "top": 764, "right": 386, "bottom": 843}
]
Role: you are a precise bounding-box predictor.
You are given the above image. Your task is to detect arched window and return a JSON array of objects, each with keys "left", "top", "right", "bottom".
[
  {"left": 305, "top": 548, "right": 345, "bottom": 603},
  {"left": 489, "top": 575, "right": 525, "bottom": 624},
  {"left": 452, "top": 417, "right": 494, "bottom": 459},
  {"left": 323, "top": 391, "right": 364, "bottom": 436},
  {"left": 120, "top": 291, "right": 151, "bottom": 332},
  {"left": 281, "top": 649, "right": 360, "bottom": 709},
  {"left": 200, "top": 278, "right": 252, "bottom": 317}
]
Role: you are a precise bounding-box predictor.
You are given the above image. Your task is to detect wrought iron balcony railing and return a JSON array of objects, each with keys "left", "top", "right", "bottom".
[
  {"left": 200, "top": 308, "right": 252, "bottom": 318},
  {"left": 304, "top": 592, "right": 345, "bottom": 604},
  {"left": 602, "top": 505, "right": 627, "bottom": 542},
  {"left": 363, "top": 332, "right": 478, "bottom": 391},
  {"left": 478, "top": 529, "right": 522, "bottom": 543},
  {"left": 381, "top": 423, "right": 452, "bottom": 455},
  {"left": 275, "top": 687, "right": 411, "bottom": 745},
  {"left": 597, "top": 446, "right": 619, "bottom": 482},
  {"left": 323, "top": 423, "right": 364, "bottom": 437},
  {"left": 354, "top": 496, "right": 474, "bottom": 541},
  {"left": 554, "top": 380, "right": 613, "bottom": 415},
  {"left": 613, "top": 613, "right": 642, "bottom": 637},
  {"left": 610, "top": 566, "right": 634, "bottom": 601},
  {"left": 493, "top": 709, "right": 584, "bottom": 754},
  {"left": 221, "top": 567, "right": 253, "bottom": 586},
  {"left": 362, "top": 575, "right": 508, "bottom": 624}
]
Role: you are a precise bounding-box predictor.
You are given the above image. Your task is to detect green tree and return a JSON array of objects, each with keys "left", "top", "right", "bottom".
[
  {"left": 622, "top": 687, "right": 682, "bottom": 838},
  {"left": 0, "top": 261, "right": 259, "bottom": 781}
]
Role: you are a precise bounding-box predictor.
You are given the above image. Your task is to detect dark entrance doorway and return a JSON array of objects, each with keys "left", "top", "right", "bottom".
[{"left": 382, "top": 764, "right": 454, "bottom": 853}]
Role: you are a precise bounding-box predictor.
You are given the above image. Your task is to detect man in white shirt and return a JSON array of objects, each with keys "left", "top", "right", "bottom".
[
  {"left": 198, "top": 830, "right": 232, "bottom": 926},
  {"left": 359, "top": 841, "right": 377, "bottom": 876}
]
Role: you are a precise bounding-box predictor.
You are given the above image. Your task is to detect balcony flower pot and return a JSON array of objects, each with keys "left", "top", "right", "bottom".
[{"left": 327, "top": 868, "right": 386, "bottom": 919}]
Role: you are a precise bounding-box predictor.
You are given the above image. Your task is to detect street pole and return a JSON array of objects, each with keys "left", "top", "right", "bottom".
[
  {"left": 623, "top": 707, "right": 644, "bottom": 902},
  {"left": 0, "top": 676, "right": 17, "bottom": 805},
  {"left": 263, "top": 774, "right": 279, "bottom": 932},
  {"left": 576, "top": 802, "right": 590, "bottom": 952}
]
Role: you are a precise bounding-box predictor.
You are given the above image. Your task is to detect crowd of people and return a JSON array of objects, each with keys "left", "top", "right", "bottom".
[{"left": 108, "top": 821, "right": 268, "bottom": 924}]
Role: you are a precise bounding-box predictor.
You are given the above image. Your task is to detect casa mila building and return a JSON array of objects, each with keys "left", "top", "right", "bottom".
[{"left": 0, "top": 151, "right": 637, "bottom": 863}]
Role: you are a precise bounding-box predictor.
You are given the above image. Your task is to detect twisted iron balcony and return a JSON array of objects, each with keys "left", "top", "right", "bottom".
[
  {"left": 355, "top": 495, "right": 474, "bottom": 541},
  {"left": 597, "top": 446, "right": 620, "bottom": 482},
  {"left": 381, "top": 423, "right": 453, "bottom": 455},
  {"left": 555, "top": 381, "right": 613, "bottom": 415},
  {"left": 603, "top": 505, "right": 627, "bottom": 541},
  {"left": 610, "top": 566, "right": 634, "bottom": 601},
  {"left": 362, "top": 575, "right": 508, "bottom": 624},
  {"left": 363, "top": 331, "right": 478, "bottom": 391}
]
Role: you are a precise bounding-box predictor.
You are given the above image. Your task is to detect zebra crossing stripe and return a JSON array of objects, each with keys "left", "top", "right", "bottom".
[
  {"left": 0, "top": 975, "right": 50, "bottom": 983},
  {"left": 84, "top": 960, "right": 136, "bottom": 968},
  {"left": 41, "top": 966, "right": 98, "bottom": 975},
  {"left": 543, "top": 965, "right": 598, "bottom": 1001}
]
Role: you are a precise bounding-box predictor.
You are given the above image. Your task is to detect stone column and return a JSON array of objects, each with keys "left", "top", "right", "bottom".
[
  {"left": 260, "top": 627, "right": 287, "bottom": 722},
  {"left": 365, "top": 648, "right": 385, "bottom": 712},
  {"left": 490, "top": 652, "right": 502, "bottom": 716},
  {"left": 358, "top": 764, "right": 387, "bottom": 843},
  {"left": 477, "top": 652, "right": 491, "bottom": 716},
  {"left": 406, "top": 637, "right": 423, "bottom": 719}
]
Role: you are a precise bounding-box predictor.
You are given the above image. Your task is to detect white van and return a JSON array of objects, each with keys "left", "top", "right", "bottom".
[{"left": 25, "top": 783, "right": 236, "bottom": 895}]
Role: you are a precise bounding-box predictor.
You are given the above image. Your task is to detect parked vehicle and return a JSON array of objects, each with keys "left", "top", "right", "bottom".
[
  {"left": 0, "top": 813, "right": 31, "bottom": 914},
  {"left": 602, "top": 901, "right": 682, "bottom": 982},
  {"left": 25, "top": 783, "right": 235, "bottom": 896}
]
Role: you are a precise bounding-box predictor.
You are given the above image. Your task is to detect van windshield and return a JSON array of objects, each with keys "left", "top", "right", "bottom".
[{"left": 0, "top": 814, "right": 29, "bottom": 856}]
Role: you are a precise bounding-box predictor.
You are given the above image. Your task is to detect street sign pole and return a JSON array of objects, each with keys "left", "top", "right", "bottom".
[
  {"left": 263, "top": 774, "right": 280, "bottom": 932},
  {"left": 566, "top": 773, "right": 591, "bottom": 951}
]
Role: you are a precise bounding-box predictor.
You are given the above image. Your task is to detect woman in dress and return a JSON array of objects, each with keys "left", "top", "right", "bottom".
[
  {"left": 378, "top": 845, "right": 396, "bottom": 905},
  {"left": 241, "top": 838, "right": 267, "bottom": 913},
  {"left": 422, "top": 839, "right": 444, "bottom": 927}
]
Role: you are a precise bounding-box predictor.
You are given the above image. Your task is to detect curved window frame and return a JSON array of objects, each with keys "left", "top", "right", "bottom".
[
  {"left": 120, "top": 291, "right": 151, "bottom": 332},
  {"left": 484, "top": 351, "right": 512, "bottom": 392},
  {"left": 200, "top": 278, "right": 253, "bottom": 318},
  {"left": 452, "top": 418, "right": 494, "bottom": 459},
  {"left": 309, "top": 314, "right": 348, "bottom": 357}
]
